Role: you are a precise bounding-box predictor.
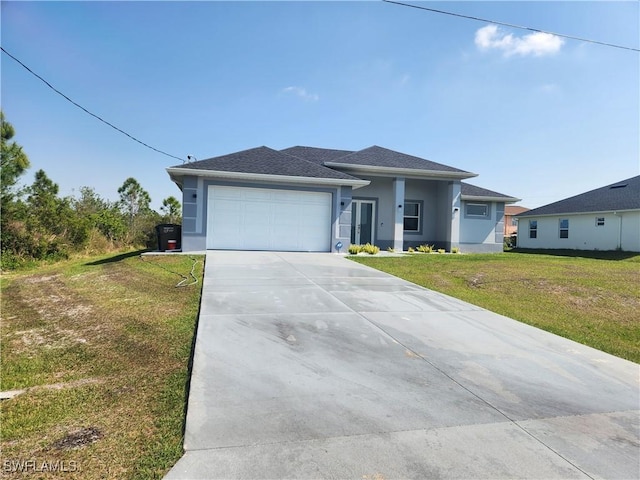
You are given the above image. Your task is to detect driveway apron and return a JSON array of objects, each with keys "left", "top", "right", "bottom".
[{"left": 165, "top": 251, "right": 639, "bottom": 479}]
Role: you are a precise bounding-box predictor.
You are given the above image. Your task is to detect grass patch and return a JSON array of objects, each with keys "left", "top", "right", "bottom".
[
  {"left": 351, "top": 250, "right": 640, "bottom": 363},
  {"left": 0, "top": 251, "right": 203, "bottom": 479}
]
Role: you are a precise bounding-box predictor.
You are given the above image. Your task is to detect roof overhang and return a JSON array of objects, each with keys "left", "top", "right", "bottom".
[
  {"left": 462, "top": 195, "right": 521, "bottom": 204},
  {"left": 166, "top": 167, "right": 371, "bottom": 190},
  {"left": 516, "top": 208, "right": 640, "bottom": 218},
  {"left": 324, "top": 162, "right": 478, "bottom": 180}
]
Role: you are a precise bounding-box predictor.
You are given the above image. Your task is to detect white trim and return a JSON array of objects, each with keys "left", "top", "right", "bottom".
[
  {"left": 324, "top": 162, "right": 478, "bottom": 180},
  {"left": 167, "top": 167, "right": 370, "bottom": 189},
  {"left": 462, "top": 195, "right": 521, "bottom": 203}
]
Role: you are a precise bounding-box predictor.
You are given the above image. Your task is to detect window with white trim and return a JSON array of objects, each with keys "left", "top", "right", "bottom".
[
  {"left": 559, "top": 219, "right": 569, "bottom": 238},
  {"left": 466, "top": 203, "right": 489, "bottom": 217},
  {"left": 596, "top": 217, "right": 605, "bottom": 226},
  {"left": 529, "top": 220, "right": 537, "bottom": 239},
  {"left": 403, "top": 202, "right": 420, "bottom": 232}
]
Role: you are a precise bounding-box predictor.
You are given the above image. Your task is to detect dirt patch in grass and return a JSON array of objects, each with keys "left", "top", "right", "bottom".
[
  {"left": 1, "top": 252, "right": 203, "bottom": 479},
  {"left": 52, "top": 427, "right": 103, "bottom": 451}
]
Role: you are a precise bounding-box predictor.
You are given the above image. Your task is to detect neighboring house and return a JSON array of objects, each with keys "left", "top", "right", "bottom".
[
  {"left": 505, "top": 205, "right": 530, "bottom": 236},
  {"left": 516, "top": 176, "right": 640, "bottom": 252},
  {"left": 166, "top": 145, "right": 519, "bottom": 253}
]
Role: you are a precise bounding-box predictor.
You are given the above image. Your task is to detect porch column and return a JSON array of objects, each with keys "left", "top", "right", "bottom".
[
  {"left": 393, "top": 177, "right": 405, "bottom": 251},
  {"left": 448, "top": 181, "right": 461, "bottom": 249}
]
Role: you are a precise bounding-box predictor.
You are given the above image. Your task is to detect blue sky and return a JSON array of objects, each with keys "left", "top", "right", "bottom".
[{"left": 2, "top": 1, "right": 638, "bottom": 210}]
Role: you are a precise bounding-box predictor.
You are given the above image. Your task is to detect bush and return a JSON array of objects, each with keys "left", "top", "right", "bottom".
[
  {"left": 451, "top": 246, "right": 460, "bottom": 254},
  {"left": 437, "top": 249, "right": 446, "bottom": 254},
  {"left": 348, "top": 244, "right": 362, "bottom": 254},
  {"left": 362, "top": 243, "right": 380, "bottom": 255},
  {"left": 417, "top": 244, "right": 434, "bottom": 253}
]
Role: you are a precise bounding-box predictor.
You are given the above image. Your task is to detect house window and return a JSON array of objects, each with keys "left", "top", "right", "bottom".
[
  {"left": 404, "top": 201, "right": 421, "bottom": 232},
  {"left": 511, "top": 217, "right": 518, "bottom": 226},
  {"left": 596, "top": 217, "right": 605, "bottom": 226},
  {"left": 466, "top": 203, "right": 490, "bottom": 217},
  {"left": 529, "top": 220, "right": 537, "bottom": 239},
  {"left": 559, "top": 219, "right": 569, "bottom": 238}
]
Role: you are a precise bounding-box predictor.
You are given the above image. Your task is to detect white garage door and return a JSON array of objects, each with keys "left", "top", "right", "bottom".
[{"left": 207, "top": 186, "right": 332, "bottom": 252}]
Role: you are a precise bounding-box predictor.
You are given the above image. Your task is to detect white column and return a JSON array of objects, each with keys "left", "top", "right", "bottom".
[{"left": 393, "top": 177, "right": 405, "bottom": 251}]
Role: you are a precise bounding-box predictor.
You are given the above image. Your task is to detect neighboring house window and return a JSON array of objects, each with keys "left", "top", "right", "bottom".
[
  {"left": 529, "top": 220, "right": 537, "bottom": 238},
  {"left": 596, "top": 217, "right": 605, "bottom": 226},
  {"left": 466, "top": 203, "right": 489, "bottom": 217},
  {"left": 559, "top": 219, "right": 569, "bottom": 238},
  {"left": 511, "top": 217, "right": 517, "bottom": 226},
  {"left": 404, "top": 202, "right": 420, "bottom": 232}
]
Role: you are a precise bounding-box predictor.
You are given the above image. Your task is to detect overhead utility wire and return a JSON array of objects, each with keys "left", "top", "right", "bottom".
[
  {"left": 0, "top": 46, "right": 185, "bottom": 162},
  {"left": 382, "top": 0, "right": 640, "bottom": 52}
]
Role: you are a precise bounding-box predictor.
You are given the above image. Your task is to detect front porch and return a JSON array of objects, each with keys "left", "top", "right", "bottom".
[{"left": 348, "top": 177, "right": 462, "bottom": 251}]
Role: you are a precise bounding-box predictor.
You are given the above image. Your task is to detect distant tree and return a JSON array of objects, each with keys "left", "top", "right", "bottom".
[
  {"left": 73, "top": 187, "right": 127, "bottom": 244},
  {"left": 160, "top": 196, "right": 181, "bottom": 224},
  {"left": 0, "top": 111, "right": 30, "bottom": 204},
  {"left": 117, "top": 177, "right": 158, "bottom": 245},
  {"left": 117, "top": 177, "right": 151, "bottom": 227}
]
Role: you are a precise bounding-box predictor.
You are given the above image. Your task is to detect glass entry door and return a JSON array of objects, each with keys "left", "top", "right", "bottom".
[{"left": 351, "top": 200, "right": 375, "bottom": 245}]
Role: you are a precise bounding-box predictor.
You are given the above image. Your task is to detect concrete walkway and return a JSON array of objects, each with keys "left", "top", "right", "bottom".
[{"left": 165, "top": 251, "right": 639, "bottom": 479}]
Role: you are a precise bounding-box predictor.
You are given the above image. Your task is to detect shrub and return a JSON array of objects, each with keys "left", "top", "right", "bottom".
[
  {"left": 348, "top": 244, "right": 362, "bottom": 254},
  {"left": 416, "top": 244, "right": 434, "bottom": 253},
  {"left": 407, "top": 246, "right": 415, "bottom": 253},
  {"left": 362, "top": 243, "right": 380, "bottom": 255},
  {"left": 387, "top": 247, "right": 395, "bottom": 253},
  {"left": 451, "top": 246, "right": 460, "bottom": 254},
  {"left": 437, "top": 249, "right": 446, "bottom": 254}
]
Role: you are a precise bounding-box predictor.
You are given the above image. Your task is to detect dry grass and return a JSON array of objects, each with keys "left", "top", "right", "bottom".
[
  {"left": 0, "top": 251, "right": 203, "bottom": 479},
  {"left": 351, "top": 250, "right": 640, "bottom": 363}
]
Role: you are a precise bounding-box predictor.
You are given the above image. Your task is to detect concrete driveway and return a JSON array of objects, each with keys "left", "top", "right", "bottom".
[{"left": 165, "top": 251, "right": 639, "bottom": 479}]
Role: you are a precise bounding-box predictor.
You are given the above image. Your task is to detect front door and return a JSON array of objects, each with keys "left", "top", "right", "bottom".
[{"left": 351, "top": 200, "right": 375, "bottom": 245}]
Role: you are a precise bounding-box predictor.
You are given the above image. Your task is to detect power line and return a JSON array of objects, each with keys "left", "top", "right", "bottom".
[
  {"left": 1, "top": 46, "right": 185, "bottom": 162},
  {"left": 382, "top": 0, "right": 640, "bottom": 52}
]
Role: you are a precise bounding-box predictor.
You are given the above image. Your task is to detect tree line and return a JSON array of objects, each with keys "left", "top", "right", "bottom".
[{"left": 1, "top": 112, "right": 181, "bottom": 269}]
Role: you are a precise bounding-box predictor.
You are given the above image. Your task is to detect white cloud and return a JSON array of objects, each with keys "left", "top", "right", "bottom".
[
  {"left": 475, "top": 25, "right": 564, "bottom": 57},
  {"left": 281, "top": 86, "right": 319, "bottom": 102}
]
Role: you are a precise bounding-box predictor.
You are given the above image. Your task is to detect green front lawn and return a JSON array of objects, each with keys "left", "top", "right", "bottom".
[{"left": 350, "top": 250, "right": 640, "bottom": 363}]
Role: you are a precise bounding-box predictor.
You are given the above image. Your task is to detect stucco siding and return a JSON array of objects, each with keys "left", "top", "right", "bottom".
[
  {"left": 459, "top": 201, "right": 503, "bottom": 246},
  {"left": 517, "top": 211, "right": 640, "bottom": 251}
]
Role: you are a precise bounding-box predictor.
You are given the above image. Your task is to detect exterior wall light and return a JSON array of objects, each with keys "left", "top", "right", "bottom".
[{"left": 335, "top": 241, "right": 343, "bottom": 252}]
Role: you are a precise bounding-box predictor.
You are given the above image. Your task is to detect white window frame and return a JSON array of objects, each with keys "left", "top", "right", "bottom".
[{"left": 529, "top": 220, "right": 537, "bottom": 239}]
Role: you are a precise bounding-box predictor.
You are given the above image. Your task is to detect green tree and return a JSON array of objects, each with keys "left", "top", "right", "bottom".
[
  {"left": 117, "top": 177, "right": 156, "bottom": 245},
  {"left": 0, "top": 111, "right": 30, "bottom": 204},
  {"left": 160, "top": 196, "right": 181, "bottom": 224},
  {"left": 0, "top": 112, "right": 31, "bottom": 268},
  {"left": 117, "top": 177, "right": 151, "bottom": 226},
  {"left": 72, "top": 186, "right": 127, "bottom": 246}
]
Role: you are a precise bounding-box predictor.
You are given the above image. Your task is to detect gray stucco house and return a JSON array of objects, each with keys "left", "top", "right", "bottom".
[{"left": 166, "top": 145, "right": 519, "bottom": 253}]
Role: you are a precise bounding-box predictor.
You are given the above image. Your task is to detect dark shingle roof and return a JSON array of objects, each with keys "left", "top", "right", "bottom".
[
  {"left": 519, "top": 176, "right": 640, "bottom": 216},
  {"left": 280, "top": 146, "right": 354, "bottom": 164},
  {"left": 329, "top": 145, "right": 472, "bottom": 174},
  {"left": 173, "top": 146, "right": 361, "bottom": 181},
  {"left": 461, "top": 182, "right": 516, "bottom": 200}
]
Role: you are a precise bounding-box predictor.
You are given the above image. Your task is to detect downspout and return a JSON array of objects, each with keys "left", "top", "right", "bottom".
[{"left": 613, "top": 212, "right": 622, "bottom": 250}]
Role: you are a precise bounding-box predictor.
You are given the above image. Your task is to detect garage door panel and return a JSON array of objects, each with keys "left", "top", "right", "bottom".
[{"left": 207, "top": 186, "right": 331, "bottom": 252}]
